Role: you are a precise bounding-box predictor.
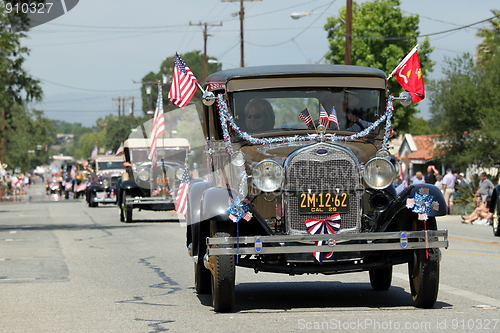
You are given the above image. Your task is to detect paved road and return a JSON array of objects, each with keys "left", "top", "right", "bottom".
[{"left": 1, "top": 181, "right": 500, "bottom": 332}]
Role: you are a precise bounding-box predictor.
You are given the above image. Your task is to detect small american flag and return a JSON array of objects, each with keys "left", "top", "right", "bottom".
[
  {"left": 168, "top": 53, "right": 198, "bottom": 108},
  {"left": 148, "top": 85, "right": 165, "bottom": 169},
  {"left": 328, "top": 106, "right": 340, "bottom": 130},
  {"left": 298, "top": 108, "right": 312, "bottom": 126},
  {"left": 319, "top": 104, "right": 329, "bottom": 126},
  {"left": 175, "top": 165, "right": 191, "bottom": 217}
]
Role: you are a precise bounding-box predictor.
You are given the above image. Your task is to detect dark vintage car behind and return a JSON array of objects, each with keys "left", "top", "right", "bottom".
[
  {"left": 186, "top": 64, "right": 449, "bottom": 312},
  {"left": 117, "top": 137, "right": 190, "bottom": 222}
]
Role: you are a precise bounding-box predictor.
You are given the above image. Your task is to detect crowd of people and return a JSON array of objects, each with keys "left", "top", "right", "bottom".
[
  {"left": 404, "top": 165, "right": 496, "bottom": 226},
  {"left": 0, "top": 171, "right": 35, "bottom": 199}
]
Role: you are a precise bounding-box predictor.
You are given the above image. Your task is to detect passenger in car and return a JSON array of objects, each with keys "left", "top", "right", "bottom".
[{"left": 244, "top": 98, "right": 275, "bottom": 133}]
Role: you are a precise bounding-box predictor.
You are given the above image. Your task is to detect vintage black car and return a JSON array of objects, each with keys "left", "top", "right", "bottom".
[
  {"left": 186, "top": 64, "right": 449, "bottom": 312},
  {"left": 86, "top": 155, "right": 125, "bottom": 207},
  {"left": 117, "top": 137, "right": 190, "bottom": 222}
]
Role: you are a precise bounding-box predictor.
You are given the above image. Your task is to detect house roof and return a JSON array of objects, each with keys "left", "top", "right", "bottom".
[{"left": 396, "top": 134, "right": 444, "bottom": 163}]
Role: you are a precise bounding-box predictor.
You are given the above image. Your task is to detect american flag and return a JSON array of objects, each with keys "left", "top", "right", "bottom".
[
  {"left": 168, "top": 53, "right": 198, "bottom": 108},
  {"left": 319, "top": 104, "right": 329, "bottom": 126},
  {"left": 298, "top": 108, "right": 312, "bottom": 126},
  {"left": 148, "top": 85, "right": 165, "bottom": 169},
  {"left": 328, "top": 106, "right": 340, "bottom": 130},
  {"left": 175, "top": 164, "right": 191, "bottom": 217}
]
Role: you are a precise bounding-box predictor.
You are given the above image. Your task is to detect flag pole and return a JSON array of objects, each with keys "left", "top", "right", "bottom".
[
  {"left": 387, "top": 44, "right": 419, "bottom": 81},
  {"left": 321, "top": 104, "right": 330, "bottom": 129},
  {"left": 307, "top": 107, "right": 317, "bottom": 131}
]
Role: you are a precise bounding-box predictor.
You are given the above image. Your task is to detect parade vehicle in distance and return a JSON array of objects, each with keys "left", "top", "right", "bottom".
[
  {"left": 186, "top": 64, "right": 449, "bottom": 313},
  {"left": 61, "top": 160, "right": 87, "bottom": 199},
  {"left": 86, "top": 155, "right": 125, "bottom": 207},
  {"left": 117, "top": 137, "right": 190, "bottom": 222}
]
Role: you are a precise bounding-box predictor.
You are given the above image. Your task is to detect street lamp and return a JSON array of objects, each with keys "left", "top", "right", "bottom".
[
  {"left": 290, "top": 11, "right": 331, "bottom": 20},
  {"left": 290, "top": 0, "right": 352, "bottom": 65},
  {"left": 208, "top": 59, "right": 238, "bottom": 69}
]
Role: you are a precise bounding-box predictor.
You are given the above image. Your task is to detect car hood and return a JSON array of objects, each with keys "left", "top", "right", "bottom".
[{"left": 240, "top": 139, "right": 379, "bottom": 166}]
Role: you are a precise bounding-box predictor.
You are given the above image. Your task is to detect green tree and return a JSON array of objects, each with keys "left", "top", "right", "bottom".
[
  {"left": 4, "top": 104, "right": 54, "bottom": 171},
  {"left": 324, "top": 0, "right": 434, "bottom": 133},
  {"left": 476, "top": 10, "right": 500, "bottom": 66},
  {"left": 428, "top": 23, "right": 500, "bottom": 170},
  {"left": 98, "top": 114, "right": 146, "bottom": 152},
  {"left": 78, "top": 131, "right": 106, "bottom": 159}
]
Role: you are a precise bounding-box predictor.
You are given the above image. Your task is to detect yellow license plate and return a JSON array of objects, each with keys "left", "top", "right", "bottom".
[
  {"left": 299, "top": 192, "right": 349, "bottom": 214},
  {"left": 156, "top": 178, "right": 169, "bottom": 185}
]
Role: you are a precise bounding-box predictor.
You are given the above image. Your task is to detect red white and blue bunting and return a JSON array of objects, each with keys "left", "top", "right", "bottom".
[{"left": 305, "top": 214, "right": 342, "bottom": 263}]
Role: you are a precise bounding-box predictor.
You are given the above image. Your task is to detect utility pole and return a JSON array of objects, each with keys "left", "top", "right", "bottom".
[
  {"left": 112, "top": 97, "right": 122, "bottom": 116},
  {"left": 222, "top": 0, "right": 261, "bottom": 68},
  {"left": 189, "top": 21, "right": 222, "bottom": 79},
  {"left": 112, "top": 96, "right": 135, "bottom": 117},
  {"left": 1, "top": 107, "right": 4, "bottom": 166},
  {"left": 345, "top": 0, "right": 352, "bottom": 65}
]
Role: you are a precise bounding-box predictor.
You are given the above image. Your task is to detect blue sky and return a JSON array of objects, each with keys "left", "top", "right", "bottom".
[{"left": 21, "top": 0, "right": 499, "bottom": 126}]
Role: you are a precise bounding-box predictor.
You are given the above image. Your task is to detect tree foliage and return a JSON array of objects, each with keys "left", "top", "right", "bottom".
[
  {"left": 324, "top": 0, "right": 434, "bottom": 133},
  {"left": 4, "top": 104, "right": 54, "bottom": 171},
  {"left": 428, "top": 13, "right": 500, "bottom": 170}
]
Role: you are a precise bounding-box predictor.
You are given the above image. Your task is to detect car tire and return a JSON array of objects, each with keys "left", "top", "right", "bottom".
[
  {"left": 124, "top": 194, "right": 133, "bottom": 223},
  {"left": 369, "top": 265, "right": 392, "bottom": 291},
  {"left": 210, "top": 222, "right": 235, "bottom": 313},
  {"left": 493, "top": 204, "right": 500, "bottom": 236},
  {"left": 408, "top": 217, "right": 439, "bottom": 308},
  {"left": 88, "top": 192, "right": 97, "bottom": 207}
]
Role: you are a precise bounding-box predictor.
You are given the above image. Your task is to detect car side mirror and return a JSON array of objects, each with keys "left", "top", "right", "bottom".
[
  {"left": 394, "top": 92, "right": 412, "bottom": 106},
  {"left": 202, "top": 91, "right": 216, "bottom": 106}
]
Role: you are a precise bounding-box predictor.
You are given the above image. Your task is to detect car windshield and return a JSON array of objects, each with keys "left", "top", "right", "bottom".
[
  {"left": 97, "top": 161, "right": 124, "bottom": 171},
  {"left": 231, "top": 88, "right": 383, "bottom": 135},
  {"left": 130, "top": 148, "right": 187, "bottom": 164}
]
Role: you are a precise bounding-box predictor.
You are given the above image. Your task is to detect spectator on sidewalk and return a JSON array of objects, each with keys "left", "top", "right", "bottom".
[
  {"left": 461, "top": 196, "right": 493, "bottom": 225},
  {"left": 476, "top": 172, "right": 495, "bottom": 205},
  {"left": 425, "top": 165, "right": 439, "bottom": 184},
  {"left": 441, "top": 168, "right": 456, "bottom": 214}
]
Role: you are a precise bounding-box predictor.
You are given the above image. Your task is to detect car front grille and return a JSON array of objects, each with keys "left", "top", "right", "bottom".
[{"left": 283, "top": 143, "right": 363, "bottom": 235}]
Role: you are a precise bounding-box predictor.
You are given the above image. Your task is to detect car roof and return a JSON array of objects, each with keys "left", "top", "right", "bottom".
[
  {"left": 205, "top": 64, "right": 387, "bottom": 84},
  {"left": 123, "top": 138, "right": 190, "bottom": 149},
  {"left": 93, "top": 155, "right": 125, "bottom": 162}
]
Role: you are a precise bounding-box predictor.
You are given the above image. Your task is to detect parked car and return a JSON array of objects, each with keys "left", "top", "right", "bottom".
[
  {"left": 117, "top": 137, "right": 190, "bottom": 222},
  {"left": 186, "top": 64, "right": 449, "bottom": 312},
  {"left": 86, "top": 155, "right": 125, "bottom": 207}
]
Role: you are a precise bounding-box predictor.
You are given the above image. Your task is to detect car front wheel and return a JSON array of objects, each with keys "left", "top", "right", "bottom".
[
  {"left": 210, "top": 221, "right": 235, "bottom": 313},
  {"left": 408, "top": 217, "right": 440, "bottom": 308}
]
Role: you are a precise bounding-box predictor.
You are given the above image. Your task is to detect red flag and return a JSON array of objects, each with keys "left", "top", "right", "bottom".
[
  {"left": 148, "top": 85, "right": 165, "bottom": 169},
  {"left": 168, "top": 53, "right": 198, "bottom": 108},
  {"left": 394, "top": 49, "right": 425, "bottom": 103}
]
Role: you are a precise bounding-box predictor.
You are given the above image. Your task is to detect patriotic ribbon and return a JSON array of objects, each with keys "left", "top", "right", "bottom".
[
  {"left": 405, "top": 188, "right": 438, "bottom": 221},
  {"left": 304, "top": 214, "right": 341, "bottom": 263}
]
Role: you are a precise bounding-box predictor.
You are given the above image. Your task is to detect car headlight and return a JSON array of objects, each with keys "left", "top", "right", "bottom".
[
  {"left": 252, "top": 160, "right": 284, "bottom": 192},
  {"left": 138, "top": 169, "right": 150, "bottom": 182},
  {"left": 363, "top": 157, "right": 395, "bottom": 189}
]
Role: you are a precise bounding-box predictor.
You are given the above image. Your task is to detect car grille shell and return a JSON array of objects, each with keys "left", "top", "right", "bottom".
[{"left": 283, "top": 143, "right": 363, "bottom": 235}]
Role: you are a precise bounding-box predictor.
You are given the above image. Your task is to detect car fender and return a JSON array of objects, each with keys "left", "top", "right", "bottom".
[
  {"left": 188, "top": 181, "right": 213, "bottom": 255},
  {"left": 406, "top": 184, "right": 447, "bottom": 216},
  {"left": 489, "top": 185, "right": 500, "bottom": 213},
  {"left": 88, "top": 184, "right": 103, "bottom": 193},
  {"left": 201, "top": 187, "right": 235, "bottom": 223},
  {"left": 120, "top": 180, "right": 137, "bottom": 191}
]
